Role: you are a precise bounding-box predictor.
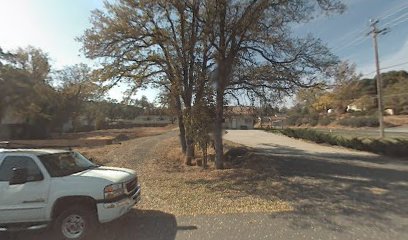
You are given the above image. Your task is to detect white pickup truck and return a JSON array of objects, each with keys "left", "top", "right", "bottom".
[{"left": 0, "top": 148, "right": 141, "bottom": 240}]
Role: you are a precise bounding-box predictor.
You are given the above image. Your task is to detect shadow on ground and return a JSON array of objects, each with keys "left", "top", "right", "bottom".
[
  {"left": 186, "top": 144, "right": 408, "bottom": 233},
  {"left": 3, "top": 209, "right": 196, "bottom": 240}
]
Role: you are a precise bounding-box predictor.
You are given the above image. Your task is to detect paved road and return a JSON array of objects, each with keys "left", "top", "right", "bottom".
[
  {"left": 3, "top": 130, "right": 408, "bottom": 240},
  {"left": 386, "top": 126, "right": 408, "bottom": 133},
  {"left": 220, "top": 130, "right": 408, "bottom": 240}
]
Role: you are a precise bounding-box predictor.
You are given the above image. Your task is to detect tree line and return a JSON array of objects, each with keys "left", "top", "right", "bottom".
[
  {"left": 288, "top": 61, "right": 408, "bottom": 127},
  {"left": 0, "top": 47, "right": 161, "bottom": 138}
]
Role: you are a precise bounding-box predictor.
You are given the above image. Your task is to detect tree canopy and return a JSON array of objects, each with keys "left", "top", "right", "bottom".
[{"left": 1, "top": 46, "right": 162, "bottom": 139}]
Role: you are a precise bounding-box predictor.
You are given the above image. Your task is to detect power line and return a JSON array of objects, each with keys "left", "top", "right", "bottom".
[
  {"left": 378, "top": 2, "right": 408, "bottom": 21},
  {"left": 388, "top": 16, "right": 408, "bottom": 28},
  {"left": 383, "top": 11, "right": 408, "bottom": 28},
  {"left": 331, "top": 33, "right": 371, "bottom": 53},
  {"left": 332, "top": 26, "right": 370, "bottom": 48},
  {"left": 332, "top": 3, "right": 408, "bottom": 53},
  {"left": 377, "top": 61, "right": 408, "bottom": 71},
  {"left": 360, "top": 61, "right": 408, "bottom": 78},
  {"left": 336, "top": 2, "right": 408, "bottom": 48},
  {"left": 332, "top": 34, "right": 369, "bottom": 52}
]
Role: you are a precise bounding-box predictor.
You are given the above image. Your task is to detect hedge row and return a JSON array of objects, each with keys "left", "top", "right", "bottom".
[
  {"left": 337, "top": 116, "right": 379, "bottom": 128},
  {"left": 270, "top": 128, "right": 408, "bottom": 159}
]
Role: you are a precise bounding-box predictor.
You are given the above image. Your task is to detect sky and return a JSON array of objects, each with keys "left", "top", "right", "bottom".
[
  {"left": 295, "top": 0, "right": 408, "bottom": 78},
  {"left": 1, "top": 0, "right": 408, "bottom": 103}
]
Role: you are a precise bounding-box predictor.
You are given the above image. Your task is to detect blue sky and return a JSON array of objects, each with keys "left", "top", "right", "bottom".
[
  {"left": 1, "top": 0, "right": 408, "bottom": 102},
  {"left": 296, "top": 0, "right": 408, "bottom": 78}
]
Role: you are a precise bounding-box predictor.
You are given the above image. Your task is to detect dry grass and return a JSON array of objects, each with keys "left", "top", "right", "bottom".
[
  {"left": 62, "top": 127, "right": 293, "bottom": 216},
  {"left": 136, "top": 137, "right": 293, "bottom": 216},
  {"left": 8, "top": 126, "right": 174, "bottom": 149},
  {"left": 384, "top": 115, "right": 408, "bottom": 126},
  {"left": 60, "top": 126, "right": 174, "bottom": 140}
]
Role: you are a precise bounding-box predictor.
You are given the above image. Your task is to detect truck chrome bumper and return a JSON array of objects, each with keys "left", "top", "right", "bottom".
[
  {"left": 103, "top": 186, "right": 141, "bottom": 209},
  {"left": 97, "top": 185, "right": 141, "bottom": 223}
]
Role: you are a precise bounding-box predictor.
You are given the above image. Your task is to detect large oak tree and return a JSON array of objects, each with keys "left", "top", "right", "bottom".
[
  {"left": 201, "top": 0, "right": 343, "bottom": 168},
  {"left": 80, "top": 0, "right": 213, "bottom": 164},
  {"left": 81, "top": 0, "right": 344, "bottom": 168}
]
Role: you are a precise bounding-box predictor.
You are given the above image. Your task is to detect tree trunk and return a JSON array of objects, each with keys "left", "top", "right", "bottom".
[
  {"left": 203, "top": 142, "right": 208, "bottom": 168},
  {"left": 184, "top": 105, "right": 194, "bottom": 166},
  {"left": 175, "top": 96, "right": 187, "bottom": 153},
  {"left": 185, "top": 136, "right": 194, "bottom": 165},
  {"left": 178, "top": 118, "right": 187, "bottom": 154},
  {"left": 214, "top": 88, "right": 224, "bottom": 169}
]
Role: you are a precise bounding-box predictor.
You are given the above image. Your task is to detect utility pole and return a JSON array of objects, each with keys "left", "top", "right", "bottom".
[{"left": 368, "top": 19, "right": 387, "bottom": 139}]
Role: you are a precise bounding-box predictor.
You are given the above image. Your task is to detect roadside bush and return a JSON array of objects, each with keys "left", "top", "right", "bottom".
[
  {"left": 349, "top": 111, "right": 367, "bottom": 117},
  {"left": 286, "top": 114, "right": 302, "bottom": 126},
  {"left": 308, "top": 113, "right": 320, "bottom": 127},
  {"left": 318, "top": 116, "right": 334, "bottom": 126},
  {"left": 280, "top": 128, "right": 335, "bottom": 144},
  {"left": 401, "top": 106, "right": 408, "bottom": 115},
  {"left": 95, "top": 116, "right": 107, "bottom": 130},
  {"left": 309, "top": 117, "right": 319, "bottom": 127},
  {"left": 272, "top": 128, "right": 408, "bottom": 159},
  {"left": 338, "top": 116, "right": 379, "bottom": 128}
]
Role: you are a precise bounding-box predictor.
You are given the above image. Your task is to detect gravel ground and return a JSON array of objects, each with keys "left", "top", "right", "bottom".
[
  {"left": 77, "top": 128, "right": 179, "bottom": 168},
  {"left": 135, "top": 136, "right": 291, "bottom": 216},
  {"left": 3, "top": 130, "right": 179, "bottom": 240}
]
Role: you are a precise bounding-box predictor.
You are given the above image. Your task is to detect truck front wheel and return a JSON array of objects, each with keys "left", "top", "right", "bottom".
[{"left": 54, "top": 205, "right": 97, "bottom": 240}]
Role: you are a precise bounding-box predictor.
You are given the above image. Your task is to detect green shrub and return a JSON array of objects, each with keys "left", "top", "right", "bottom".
[
  {"left": 338, "top": 116, "right": 379, "bottom": 128},
  {"left": 349, "top": 111, "right": 367, "bottom": 117},
  {"left": 286, "top": 115, "right": 302, "bottom": 126},
  {"left": 318, "top": 116, "right": 334, "bottom": 126},
  {"left": 272, "top": 128, "right": 407, "bottom": 159},
  {"left": 309, "top": 118, "right": 319, "bottom": 127},
  {"left": 286, "top": 113, "right": 320, "bottom": 127}
]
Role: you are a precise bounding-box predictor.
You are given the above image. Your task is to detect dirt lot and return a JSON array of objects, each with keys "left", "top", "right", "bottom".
[
  {"left": 4, "top": 126, "right": 174, "bottom": 148},
  {"left": 5, "top": 126, "right": 291, "bottom": 217},
  {"left": 384, "top": 115, "right": 408, "bottom": 126},
  {"left": 78, "top": 129, "right": 292, "bottom": 216}
]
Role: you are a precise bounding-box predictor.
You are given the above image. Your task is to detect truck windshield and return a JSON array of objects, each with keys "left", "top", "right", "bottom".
[{"left": 38, "top": 152, "right": 98, "bottom": 177}]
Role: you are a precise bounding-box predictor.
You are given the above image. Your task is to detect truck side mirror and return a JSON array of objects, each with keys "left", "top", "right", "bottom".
[{"left": 9, "top": 168, "right": 28, "bottom": 185}]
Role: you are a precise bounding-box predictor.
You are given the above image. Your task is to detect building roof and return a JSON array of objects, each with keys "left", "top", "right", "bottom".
[{"left": 224, "top": 106, "right": 256, "bottom": 116}]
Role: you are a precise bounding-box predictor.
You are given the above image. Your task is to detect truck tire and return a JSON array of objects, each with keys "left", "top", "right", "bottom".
[{"left": 54, "top": 205, "right": 97, "bottom": 240}]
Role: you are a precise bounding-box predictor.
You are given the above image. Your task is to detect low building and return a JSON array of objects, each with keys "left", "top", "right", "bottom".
[
  {"left": 346, "top": 104, "right": 364, "bottom": 112},
  {"left": 256, "top": 114, "right": 287, "bottom": 129},
  {"left": 223, "top": 106, "right": 255, "bottom": 130},
  {"left": 133, "top": 115, "right": 174, "bottom": 124},
  {"left": 384, "top": 108, "right": 395, "bottom": 115}
]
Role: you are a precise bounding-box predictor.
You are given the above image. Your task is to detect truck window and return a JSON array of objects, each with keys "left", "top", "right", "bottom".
[
  {"left": 38, "top": 152, "right": 97, "bottom": 177},
  {"left": 0, "top": 156, "right": 44, "bottom": 182}
]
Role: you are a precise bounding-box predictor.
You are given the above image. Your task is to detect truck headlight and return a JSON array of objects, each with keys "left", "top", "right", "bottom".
[{"left": 104, "top": 183, "right": 124, "bottom": 200}]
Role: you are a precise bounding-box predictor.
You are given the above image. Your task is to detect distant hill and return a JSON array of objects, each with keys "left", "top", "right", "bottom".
[{"left": 355, "top": 70, "right": 408, "bottom": 114}]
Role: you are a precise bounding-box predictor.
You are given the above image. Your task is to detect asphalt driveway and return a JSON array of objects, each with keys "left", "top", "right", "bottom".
[{"left": 221, "top": 130, "right": 408, "bottom": 239}]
